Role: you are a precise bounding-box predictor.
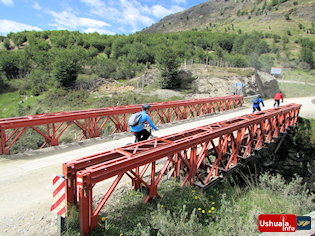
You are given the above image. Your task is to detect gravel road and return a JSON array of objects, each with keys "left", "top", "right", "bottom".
[{"left": 0, "top": 96, "right": 314, "bottom": 236}]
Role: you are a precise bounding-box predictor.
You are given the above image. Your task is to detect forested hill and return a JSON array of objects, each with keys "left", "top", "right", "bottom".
[
  {"left": 0, "top": 0, "right": 315, "bottom": 120},
  {"left": 142, "top": 0, "right": 315, "bottom": 36}
]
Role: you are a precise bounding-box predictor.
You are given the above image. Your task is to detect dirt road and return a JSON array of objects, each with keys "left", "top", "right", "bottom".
[{"left": 0, "top": 97, "right": 314, "bottom": 236}]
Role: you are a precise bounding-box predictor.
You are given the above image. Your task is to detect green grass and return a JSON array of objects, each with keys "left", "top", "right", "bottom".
[
  {"left": 0, "top": 90, "right": 46, "bottom": 118},
  {"left": 226, "top": 68, "right": 255, "bottom": 77},
  {"left": 279, "top": 82, "right": 315, "bottom": 97},
  {"left": 62, "top": 172, "right": 314, "bottom": 236},
  {"left": 77, "top": 73, "right": 98, "bottom": 81},
  {"left": 281, "top": 68, "right": 315, "bottom": 84}
]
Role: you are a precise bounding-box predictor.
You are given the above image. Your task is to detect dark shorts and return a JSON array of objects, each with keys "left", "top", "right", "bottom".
[
  {"left": 132, "top": 129, "right": 150, "bottom": 142},
  {"left": 253, "top": 106, "right": 261, "bottom": 112},
  {"left": 274, "top": 100, "right": 280, "bottom": 107}
]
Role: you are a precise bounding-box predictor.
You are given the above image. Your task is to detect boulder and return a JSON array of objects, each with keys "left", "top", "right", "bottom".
[{"left": 255, "top": 71, "right": 280, "bottom": 98}]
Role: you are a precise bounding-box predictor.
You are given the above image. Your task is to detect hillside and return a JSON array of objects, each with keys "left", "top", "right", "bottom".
[{"left": 142, "top": 0, "right": 315, "bottom": 40}]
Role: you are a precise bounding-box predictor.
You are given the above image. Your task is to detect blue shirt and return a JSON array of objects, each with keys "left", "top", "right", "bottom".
[
  {"left": 130, "top": 110, "right": 158, "bottom": 132},
  {"left": 253, "top": 98, "right": 264, "bottom": 108}
]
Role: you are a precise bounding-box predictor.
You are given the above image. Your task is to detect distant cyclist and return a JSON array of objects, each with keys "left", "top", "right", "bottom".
[
  {"left": 252, "top": 94, "right": 265, "bottom": 113},
  {"left": 130, "top": 104, "right": 158, "bottom": 142},
  {"left": 274, "top": 90, "right": 284, "bottom": 107}
]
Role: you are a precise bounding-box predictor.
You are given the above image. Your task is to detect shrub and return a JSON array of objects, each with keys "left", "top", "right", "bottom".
[
  {"left": 9, "top": 128, "right": 45, "bottom": 154},
  {"left": 150, "top": 205, "right": 204, "bottom": 236},
  {"left": 30, "top": 69, "right": 48, "bottom": 96},
  {"left": 284, "top": 13, "right": 290, "bottom": 20},
  {"left": 300, "top": 47, "right": 315, "bottom": 68},
  {"left": 156, "top": 44, "right": 181, "bottom": 89},
  {"left": 281, "top": 61, "right": 297, "bottom": 69},
  {"left": 205, "top": 194, "right": 261, "bottom": 235},
  {"left": 3, "top": 38, "right": 10, "bottom": 50},
  {"left": 299, "top": 62, "right": 311, "bottom": 71},
  {"left": 258, "top": 173, "right": 314, "bottom": 214},
  {"left": 52, "top": 56, "right": 81, "bottom": 87},
  {"left": 273, "top": 34, "right": 281, "bottom": 43}
]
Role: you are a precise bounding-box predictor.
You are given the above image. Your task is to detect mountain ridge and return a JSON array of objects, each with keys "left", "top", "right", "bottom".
[{"left": 141, "top": 0, "right": 315, "bottom": 37}]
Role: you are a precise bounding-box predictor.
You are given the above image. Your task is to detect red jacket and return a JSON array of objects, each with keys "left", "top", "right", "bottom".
[{"left": 274, "top": 92, "right": 283, "bottom": 101}]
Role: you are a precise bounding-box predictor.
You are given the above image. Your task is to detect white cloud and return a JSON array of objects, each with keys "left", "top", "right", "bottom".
[
  {"left": 80, "top": 0, "right": 184, "bottom": 33},
  {"left": 0, "top": 19, "right": 41, "bottom": 35},
  {"left": 1, "top": 0, "right": 14, "bottom": 6},
  {"left": 119, "top": 0, "right": 154, "bottom": 26},
  {"left": 151, "top": 5, "right": 184, "bottom": 18},
  {"left": 32, "top": 2, "right": 41, "bottom": 10},
  {"left": 81, "top": 0, "right": 120, "bottom": 20},
  {"left": 49, "top": 10, "right": 111, "bottom": 30}
]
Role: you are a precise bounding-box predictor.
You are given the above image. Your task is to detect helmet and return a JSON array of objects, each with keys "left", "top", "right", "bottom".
[
  {"left": 257, "top": 94, "right": 261, "bottom": 98},
  {"left": 142, "top": 103, "right": 151, "bottom": 110}
]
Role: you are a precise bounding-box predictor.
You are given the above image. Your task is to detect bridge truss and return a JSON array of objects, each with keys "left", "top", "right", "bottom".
[
  {"left": 0, "top": 95, "right": 242, "bottom": 154},
  {"left": 63, "top": 103, "right": 301, "bottom": 235}
]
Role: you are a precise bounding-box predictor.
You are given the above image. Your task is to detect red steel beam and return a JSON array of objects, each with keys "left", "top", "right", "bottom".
[
  {"left": 62, "top": 103, "right": 300, "bottom": 235},
  {"left": 0, "top": 95, "right": 243, "bottom": 154}
]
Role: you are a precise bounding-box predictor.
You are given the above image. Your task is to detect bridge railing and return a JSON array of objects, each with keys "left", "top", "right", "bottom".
[
  {"left": 62, "top": 103, "right": 301, "bottom": 235},
  {"left": 0, "top": 95, "right": 243, "bottom": 154}
]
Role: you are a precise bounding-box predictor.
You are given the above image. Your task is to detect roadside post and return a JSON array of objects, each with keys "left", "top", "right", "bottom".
[
  {"left": 51, "top": 175, "right": 66, "bottom": 235},
  {"left": 235, "top": 83, "right": 245, "bottom": 95}
]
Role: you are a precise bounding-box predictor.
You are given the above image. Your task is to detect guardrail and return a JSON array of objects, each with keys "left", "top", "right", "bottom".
[
  {"left": 63, "top": 103, "right": 301, "bottom": 235},
  {"left": 0, "top": 95, "right": 243, "bottom": 154}
]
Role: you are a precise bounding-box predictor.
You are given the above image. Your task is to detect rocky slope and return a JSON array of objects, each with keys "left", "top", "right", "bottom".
[{"left": 132, "top": 66, "right": 280, "bottom": 99}]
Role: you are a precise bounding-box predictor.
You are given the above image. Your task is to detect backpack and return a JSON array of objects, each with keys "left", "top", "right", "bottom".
[
  {"left": 128, "top": 112, "right": 142, "bottom": 126},
  {"left": 253, "top": 98, "right": 259, "bottom": 105}
]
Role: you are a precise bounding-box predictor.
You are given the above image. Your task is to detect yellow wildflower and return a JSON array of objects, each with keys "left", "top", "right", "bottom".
[
  {"left": 192, "top": 190, "right": 195, "bottom": 193},
  {"left": 212, "top": 202, "right": 215, "bottom": 204},
  {"left": 202, "top": 210, "right": 205, "bottom": 213},
  {"left": 195, "top": 196, "right": 198, "bottom": 199},
  {"left": 208, "top": 210, "right": 212, "bottom": 213},
  {"left": 211, "top": 207, "right": 215, "bottom": 210},
  {"left": 198, "top": 208, "right": 201, "bottom": 210},
  {"left": 101, "top": 217, "right": 105, "bottom": 221},
  {"left": 161, "top": 205, "right": 164, "bottom": 208}
]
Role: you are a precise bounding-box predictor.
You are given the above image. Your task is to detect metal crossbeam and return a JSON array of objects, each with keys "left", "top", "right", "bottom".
[
  {"left": 0, "top": 95, "right": 243, "bottom": 154},
  {"left": 62, "top": 103, "right": 301, "bottom": 235}
]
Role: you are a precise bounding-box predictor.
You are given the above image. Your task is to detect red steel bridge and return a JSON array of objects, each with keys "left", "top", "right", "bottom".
[
  {"left": 63, "top": 103, "right": 301, "bottom": 235},
  {"left": 0, "top": 95, "right": 243, "bottom": 155}
]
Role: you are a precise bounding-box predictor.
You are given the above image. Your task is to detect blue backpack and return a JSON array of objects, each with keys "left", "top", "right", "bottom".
[{"left": 253, "top": 98, "right": 259, "bottom": 105}]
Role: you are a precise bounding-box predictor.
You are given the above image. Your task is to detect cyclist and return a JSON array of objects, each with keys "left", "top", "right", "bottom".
[
  {"left": 252, "top": 94, "right": 265, "bottom": 113},
  {"left": 274, "top": 90, "right": 284, "bottom": 107},
  {"left": 130, "top": 104, "right": 158, "bottom": 142}
]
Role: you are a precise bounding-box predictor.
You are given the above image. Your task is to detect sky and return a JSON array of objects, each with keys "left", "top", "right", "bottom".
[{"left": 0, "top": 0, "right": 207, "bottom": 36}]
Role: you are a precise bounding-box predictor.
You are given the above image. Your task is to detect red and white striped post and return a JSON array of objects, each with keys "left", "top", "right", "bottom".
[{"left": 51, "top": 175, "right": 66, "bottom": 235}]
